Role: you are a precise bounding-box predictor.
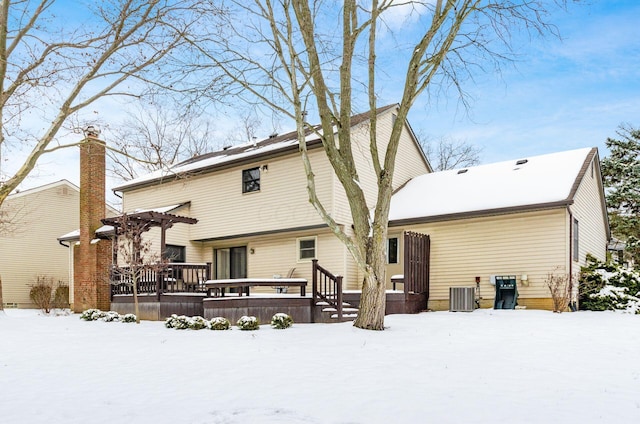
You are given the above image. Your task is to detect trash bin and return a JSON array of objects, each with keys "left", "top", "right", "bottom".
[{"left": 494, "top": 276, "right": 518, "bottom": 309}]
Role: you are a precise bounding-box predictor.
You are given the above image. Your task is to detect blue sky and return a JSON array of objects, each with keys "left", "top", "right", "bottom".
[
  {"left": 8, "top": 0, "right": 640, "bottom": 193},
  {"left": 406, "top": 0, "right": 640, "bottom": 164}
]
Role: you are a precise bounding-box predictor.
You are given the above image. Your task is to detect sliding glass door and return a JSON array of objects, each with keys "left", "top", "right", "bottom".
[{"left": 215, "top": 246, "right": 247, "bottom": 279}]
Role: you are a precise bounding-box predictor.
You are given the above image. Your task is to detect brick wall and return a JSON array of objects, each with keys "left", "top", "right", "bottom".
[{"left": 74, "top": 137, "right": 111, "bottom": 312}]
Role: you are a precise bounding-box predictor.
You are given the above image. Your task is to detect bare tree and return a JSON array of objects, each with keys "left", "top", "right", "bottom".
[
  {"left": 109, "top": 213, "right": 162, "bottom": 324},
  {"left": 420, "top": 135, "right": 482, "bottom": 171},
  {"left": 0, "top": 0, "right": 221, "bottom": 206},
  {"left": 187, "top": 1, "right": 573, "bottom": 330},
  {"left": 107, "top": 101, "right": 218, "bottom": 181}
]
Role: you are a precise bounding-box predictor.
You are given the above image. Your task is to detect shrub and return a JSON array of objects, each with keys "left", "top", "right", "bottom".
[
  {"left": 80, "top": 309, "right": 103, "bottom": 321},
  {"left": 53, "top": 285, "right": 70, "bottom": 309},
  {"left": 544, "top": 272, "right": 572, "bottom": 313},
  {"left": 164, "top": 314, "right": 191, "bottom": 329},
  {"left": 237, "top": 315, "right": 259, "bottom": 330},
  {"left": 580, "top": 256, "right": 640, "bottom": 314},
  {"left": 271, "top": 313, "right": 293, "bottom": 329},
  {"left": 164, "top": 314, "right": 212, "bottom": 330},
  {"left": 120, "top": 313, "right": 137, "bottom": 323},
  {"left": 188, "top": 316, "right": 209, "bottom": 330},
  {"left": 29, "top": 276, "right": 55, "bottom": 313},
  {"left": 210, "top": 317, "right": 231, "bottom": 330},
  {"left": 79, "top": 309, "right": 137, "bottom": 323}
]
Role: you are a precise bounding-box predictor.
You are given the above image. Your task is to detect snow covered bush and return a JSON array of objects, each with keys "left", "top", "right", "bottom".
[
  {"left": 210, "top": 317, "right": 231, "bottom": 330},
  {"left": 164, "top": 314, "right": 192, "bottom": 329},
  {"left": 80, "top": 309, "right": 103, "bottom": 321},
  {"left": 164, "top": 314, "right": 212, "bottom": 330},
  {"left": 580, "top": 255, "right": 640, "bottom": 314},
  {"left": 237, "top": 315, "right": 259, "bottom": 330},
  {"left": 188, "top": 316, "right": 209, "bottom": 330},
  {"left": 271, "top": 313, "right": 293, "bottom": 329},
  {"left": 79, "top": 309, "right": 137, "bottom": 323}
]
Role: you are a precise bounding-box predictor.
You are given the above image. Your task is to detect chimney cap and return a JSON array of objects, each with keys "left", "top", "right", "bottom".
[{"left": 83, "top": 125, "right": 101, "bottom": 138}]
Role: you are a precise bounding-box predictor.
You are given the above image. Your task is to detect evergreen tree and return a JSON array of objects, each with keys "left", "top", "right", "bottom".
[{"left": 601, "top": 125, "right": 640, "bottom": 267}]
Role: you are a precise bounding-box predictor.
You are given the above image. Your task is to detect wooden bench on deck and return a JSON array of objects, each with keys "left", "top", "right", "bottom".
[{"left": 204, "top": 278, "right": 308, "bottom": 298}]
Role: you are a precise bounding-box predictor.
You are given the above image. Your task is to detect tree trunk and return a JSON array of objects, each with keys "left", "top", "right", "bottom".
[
  {"left": 354, "top": 273, "right": 386, "bottom": 330},
  {"left": 353, "top": 235, "right": 388, "bottom": 330},
  {"left": 133, "top": 276, "right": 140, "bottom": 324}
]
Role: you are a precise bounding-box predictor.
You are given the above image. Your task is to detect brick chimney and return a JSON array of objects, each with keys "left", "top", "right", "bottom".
[{"left": 74, "top": 129, "right": 111, "bottom": 312}]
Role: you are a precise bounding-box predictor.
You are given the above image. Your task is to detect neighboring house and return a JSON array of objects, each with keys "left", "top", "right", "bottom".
[
  {"left": 112, "top": 105, "right": 431, "bottom": 292},
  {"left": 0, "top": 180, "right": 79, "bottom": 308},
  {"left": 387, "top": 147, "right": 610, "bottom": 310}
]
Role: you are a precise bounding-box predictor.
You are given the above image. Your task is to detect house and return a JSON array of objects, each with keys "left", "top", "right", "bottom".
[
  {"left": 111, "top": 105, "right": 431, "bottom": 295},
  {"left": 387, "top": 147, "right": 610, "bottom": 310},
  {"left": 0, "top": 180, "right": 80, "bottom": 308},
  {"left": 104, "top": 104, "right": 609, "bottom": 317}
]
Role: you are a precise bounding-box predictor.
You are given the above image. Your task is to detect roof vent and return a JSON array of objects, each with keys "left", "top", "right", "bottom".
[
  {"left": 269, "top": 132, "right": 278, "bottom": 139},
  {"left": 515, "top": 159, "right": 528, "bottom": 165},
  {"left": 457, "top": 169, "right": 468, "bottom": 174},
  {"left": 222, "top": 145, "right": 232, "bottom": 151}
]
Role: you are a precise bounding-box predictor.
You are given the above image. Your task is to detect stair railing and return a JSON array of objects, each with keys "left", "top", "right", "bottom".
[{"left": 312, "top": 259, "right": 343, "bottom": 320}]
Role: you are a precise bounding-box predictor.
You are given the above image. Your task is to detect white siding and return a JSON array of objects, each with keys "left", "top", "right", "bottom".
[
  {"left": 393, "top": 209, "right": 569, "bottom": 307},
  {"left": 570, "top": 157, "right": 608, "bottom": 266},
  {"left": 0, "top": 181, "right": 79, "bottom": 307}
]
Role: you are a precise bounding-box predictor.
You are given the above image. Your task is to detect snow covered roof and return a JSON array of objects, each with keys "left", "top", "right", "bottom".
[
  {"left": 57, "top": 225, "right": 114, "bottom": 242},
  {"left": 57, "top": 203, "right": 191, "bottom": 242},
  {"left": 389, "top": 147, "right": 598, "bottom": 224},
  {"left": 113, "top": 105, "right": 399, "bottom": 192}
]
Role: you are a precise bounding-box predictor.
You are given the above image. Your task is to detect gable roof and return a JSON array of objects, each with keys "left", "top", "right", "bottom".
[
  {"left": 389, "top": 147, "right": 600, "bottom": 225},
  {"left": 113, "top": 104, "right": 406, "bottom": 192},
  {"left": 5, "top": 179, "right": 78, "bottom": 200}
]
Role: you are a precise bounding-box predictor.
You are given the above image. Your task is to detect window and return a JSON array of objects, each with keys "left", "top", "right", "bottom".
[
  {"left": 297, "top": 237, "right": 317, "bottom": 261},
  {"left": 163, "top": 245, "right": 185, "bottom": 263},
  {"left": 387, "top": 237, "right": 399, "bottom": 264},
  {"left": 242, "top": 167, "right": 260, "bottom": 193},
  {"left": 573, "top": 218, "right": 579, "bottom": 262}
]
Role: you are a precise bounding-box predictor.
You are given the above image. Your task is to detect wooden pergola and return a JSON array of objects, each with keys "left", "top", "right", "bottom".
[
  {"left": 102, "top": 211, "right": 199, "bottom": 300},
  {"left": 101, "top": 211, "right": 198, "bottom": 258}
]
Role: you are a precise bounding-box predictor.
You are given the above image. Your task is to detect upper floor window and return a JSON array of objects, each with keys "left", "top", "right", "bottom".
[{"left": 242, "top": 167, "right": 260, "bottom": 193}]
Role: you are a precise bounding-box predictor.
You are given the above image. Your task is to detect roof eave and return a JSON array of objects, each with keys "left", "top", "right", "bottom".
[
  {"left": 389, "top": 200, "right": 574, "bottom": 227},
  {"left": 113, "top": 139, "right": 325, "bottom": 193}
]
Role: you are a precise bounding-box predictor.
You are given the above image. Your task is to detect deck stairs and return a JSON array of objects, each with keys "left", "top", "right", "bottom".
[{"left": 314, "top": 300, "right": 358, "bottom": 323}]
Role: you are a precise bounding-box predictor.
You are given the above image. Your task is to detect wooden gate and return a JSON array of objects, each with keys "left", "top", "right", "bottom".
[{"left": 404, "top": 231, "right": 430, "bottom": 298}]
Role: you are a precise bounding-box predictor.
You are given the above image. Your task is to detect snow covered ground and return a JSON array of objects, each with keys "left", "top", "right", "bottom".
[{"left": 1, "top": 309, "right": 639, "bottom": 424}]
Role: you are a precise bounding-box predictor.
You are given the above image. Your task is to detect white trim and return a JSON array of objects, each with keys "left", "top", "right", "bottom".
[{"left": 6, "top": 179, "right": 78, "bottom": 200}]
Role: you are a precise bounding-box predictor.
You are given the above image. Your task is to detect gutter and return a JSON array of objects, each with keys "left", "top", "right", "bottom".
[{"left": 389, "top": 200, "right": 574, "bottom": 228}]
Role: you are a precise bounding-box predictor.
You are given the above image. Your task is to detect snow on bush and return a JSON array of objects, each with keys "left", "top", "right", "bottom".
[
  {"left": 79, "top": 309, "right": 137, "bottom": 323},
  {"left": 270, "top": 313, "right": 293, "bottom": 329},
  {"left": 120, "top": 313, "right": 137, "bottom": 323},
  {"left": 164, "top": 314, "right": 223, "bottom": 330},
  {"left": 209, "top": 317, "right": 231, "bottom": 330},
  {"left": 188, "top": 316, "right": 209, "bottom": 330},
  {"left": 164, "top": 314, "right": 193, "bottom": 329},
  {"left": 580, "top": 255, "right": 640, "bottom": 314},
  {"left": 237, "top": 315, "right": 259, "bottom": 331}
]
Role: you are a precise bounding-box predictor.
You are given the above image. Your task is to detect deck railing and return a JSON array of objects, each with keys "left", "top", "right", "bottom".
[
  {"left": 312, "top": 259, "right": 343, "bottom": 320},
  {"left": 110, "top": 262, "right": 212, "bottom": 299}
]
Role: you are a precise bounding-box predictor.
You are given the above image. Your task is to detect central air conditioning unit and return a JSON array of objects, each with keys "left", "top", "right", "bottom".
[{"left": 449, "top": 287, "right": 476, "bottom": 312}]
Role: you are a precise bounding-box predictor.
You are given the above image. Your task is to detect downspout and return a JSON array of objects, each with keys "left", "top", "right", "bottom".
[{"left": 568, "top": 208, "right": 577, "bottom": 312}]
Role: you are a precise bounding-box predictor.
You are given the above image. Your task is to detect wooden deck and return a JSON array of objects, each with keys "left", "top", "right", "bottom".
[{"left": 109, "top": 257, "right": 429, "bottom": 322}]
